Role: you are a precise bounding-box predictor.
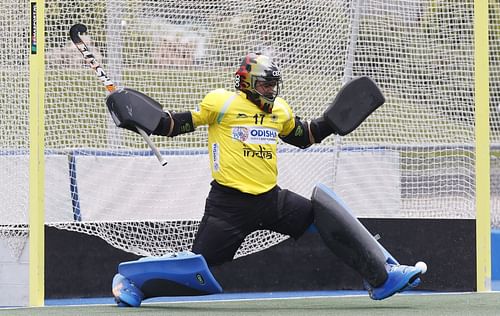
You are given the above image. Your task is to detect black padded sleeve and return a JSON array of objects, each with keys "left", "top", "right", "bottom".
[
  {"left": 280, "top": 117, "right": 313, "bottom": 149},
  {"left": 152, "top": 111, "right": 195, "bottom": 137},
  {"left": 281, "top": 115, "right": 336, "bottom": 148}
]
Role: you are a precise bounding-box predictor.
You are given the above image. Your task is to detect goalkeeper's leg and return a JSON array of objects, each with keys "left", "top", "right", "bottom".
[
  {"left": 191, "top": 181, "right": 312, "bottom": 266},
  {"left": 241, "top": 183, "right": 422, "bottom": 301}
]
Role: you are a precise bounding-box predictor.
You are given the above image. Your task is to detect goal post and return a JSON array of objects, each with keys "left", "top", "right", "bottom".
[
  {"left": 474, "top": 0, "right": 491, "bottom": 292},
  {"left": 28, "top": 0, "right": 45, "bottom": 306}
]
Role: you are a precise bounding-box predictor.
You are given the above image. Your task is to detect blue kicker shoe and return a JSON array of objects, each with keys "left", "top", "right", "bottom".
[
  {"left": 366, "top": 264, "right": 422, "bottom": 300},
  {"left": 112, "top": 273, "right": 144, "bottom": 307}
]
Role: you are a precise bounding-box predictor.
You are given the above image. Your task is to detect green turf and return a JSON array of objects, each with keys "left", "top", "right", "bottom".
[{"left": 1, "top": 292, "right": 499, "bottom": 316}]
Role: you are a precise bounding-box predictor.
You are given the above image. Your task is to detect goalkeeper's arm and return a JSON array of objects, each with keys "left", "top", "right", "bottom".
[
  {"left": 280, "top": 116, "right": 336, "bottom": 149},
  {"left": 152, "top": 111, "right": 195, "bottom": 137}
]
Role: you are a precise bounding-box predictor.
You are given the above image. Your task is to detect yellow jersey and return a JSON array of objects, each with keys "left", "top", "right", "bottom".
[{"left": 190, "top": 89, "right": 296, "bottom": 195}]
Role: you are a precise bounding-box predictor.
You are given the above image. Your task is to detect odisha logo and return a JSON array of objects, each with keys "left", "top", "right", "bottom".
[
  {"left": 250, "top": 129, "right": 277, "bottom": 138},
  {"left": 232, "top": 127, "right": 249, "bottom": 141}
]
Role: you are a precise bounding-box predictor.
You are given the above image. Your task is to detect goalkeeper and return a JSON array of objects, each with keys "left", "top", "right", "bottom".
[{"left": 108, "top": 52, "right": 423, "bottom": 305}]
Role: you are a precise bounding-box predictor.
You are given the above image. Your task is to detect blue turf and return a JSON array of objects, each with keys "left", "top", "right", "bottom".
[{"left": 45, "top": 289, "right": 436, "bottom": 306}]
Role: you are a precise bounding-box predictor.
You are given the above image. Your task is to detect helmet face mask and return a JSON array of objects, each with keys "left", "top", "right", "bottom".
[
  {"left": 253, "top": 77, "right": 280, "bottom": 101},
  {"left": 235, "top": 53, "right": 282, "bottom": 113}
]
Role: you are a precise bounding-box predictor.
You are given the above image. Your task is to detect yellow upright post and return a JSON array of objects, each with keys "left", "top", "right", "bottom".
[
  {"left": 28, "top": 0, "right": 45, "bottom": 306},
  {"left": 474, "top": 0, "right": 491, "bottom": 292}
]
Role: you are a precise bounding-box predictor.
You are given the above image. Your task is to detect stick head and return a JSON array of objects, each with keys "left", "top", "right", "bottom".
[{"left": 69, "top": 23, "right": 87, "bottom": 44}]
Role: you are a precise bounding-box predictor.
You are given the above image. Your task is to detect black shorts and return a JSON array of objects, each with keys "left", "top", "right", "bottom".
[{"left": 191, "top": 181, "right": 313, "bottom": 266}]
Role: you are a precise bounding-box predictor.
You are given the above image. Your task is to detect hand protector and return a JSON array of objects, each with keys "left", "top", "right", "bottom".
[
  {"left": 323, "top": 76, "right": 385, "bottom": 136},
  {"left": 106, "top": 88, "right": 164, "bottom": 135}
]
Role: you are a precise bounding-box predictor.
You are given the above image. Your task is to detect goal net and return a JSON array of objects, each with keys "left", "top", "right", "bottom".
[{"left": 0, "top": 0, "right": 495, "bottom": 260}]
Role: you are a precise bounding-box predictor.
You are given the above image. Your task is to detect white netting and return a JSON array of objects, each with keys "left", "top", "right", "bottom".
[
  {"left": 44, "top": 0, "right": 352, "bottom": 257},
  {"left": 0, "top": 2, "right": 30, "bottom": 257},
  {"left": 3, "top": 0, "right": 499, "bottom": 259}
]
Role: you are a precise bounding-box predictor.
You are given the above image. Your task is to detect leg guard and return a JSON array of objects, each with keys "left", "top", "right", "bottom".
[
  {"left": 112, "top": 251, "right": 223, "bottom": 307},
  {"left": 311, "top": 183, "right": 423, "bottom": 299},
  {"left": 312, "top": 183, "right": 392, "bottom": 287}
]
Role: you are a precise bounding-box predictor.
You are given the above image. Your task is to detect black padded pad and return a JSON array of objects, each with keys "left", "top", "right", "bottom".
[
  {"left": 106, "top": 87, "right": 163, "bottom": 135},
  {"left": 311, "top": 183, "right": 389, "bottom": 286},
  {"left": 324, "top": 76, "right": 385, "bottom": 136}
]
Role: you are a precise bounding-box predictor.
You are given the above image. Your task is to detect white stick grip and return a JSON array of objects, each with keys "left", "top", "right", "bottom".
[{"left": 137, "top": 127, "right": 168, "bottom": 166}]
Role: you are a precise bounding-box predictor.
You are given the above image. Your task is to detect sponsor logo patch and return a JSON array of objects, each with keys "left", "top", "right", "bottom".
[
  {"left": 232, "top": 126, "right": 277, "bottom": 144},
  {"left": 232, "top": 127, "right": 249, "bottom": 142},
  {"left": 212, "top": 143, "right": 220, "bottom": 171}
]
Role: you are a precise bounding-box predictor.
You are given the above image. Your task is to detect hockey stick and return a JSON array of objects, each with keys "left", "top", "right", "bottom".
[{"left": 69, "top": 23, "right": 168, "bottom": 166}]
